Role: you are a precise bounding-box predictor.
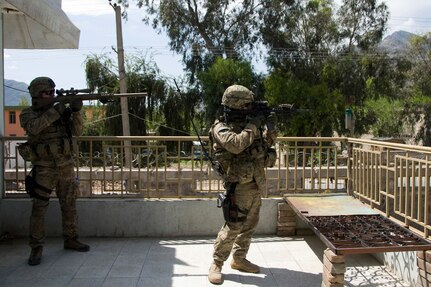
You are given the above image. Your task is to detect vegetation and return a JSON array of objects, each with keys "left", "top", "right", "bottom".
[{"left": 80, "top": 0, "right": 431, "bottom": 146}]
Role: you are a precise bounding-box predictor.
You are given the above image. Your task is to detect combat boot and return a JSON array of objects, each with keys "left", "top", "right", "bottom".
[
  {"left": 231, "top": 258, "right": 260, "bottom": 273},
  {"left": 208, "top": 261, "right": 223, "bottom": 284},
  {"left": 28, "top": 246, "right": 43, "bottom": 266},
  {"left": 64, "top": 237, "right": 90, "bottom": 252}
]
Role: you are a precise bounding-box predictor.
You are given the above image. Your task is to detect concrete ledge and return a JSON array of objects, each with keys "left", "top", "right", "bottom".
[{"left": 0, "top": 198, "right": 280, "bottom": 237}]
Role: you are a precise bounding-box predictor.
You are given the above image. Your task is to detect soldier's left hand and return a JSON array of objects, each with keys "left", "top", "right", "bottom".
[{"left": 70, "top": 99, "right": 83, "bottom": 112}]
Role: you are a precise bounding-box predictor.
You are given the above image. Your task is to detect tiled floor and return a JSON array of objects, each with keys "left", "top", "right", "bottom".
[{"left": 0, "top": 235, "right": 410, "bottom": 287}]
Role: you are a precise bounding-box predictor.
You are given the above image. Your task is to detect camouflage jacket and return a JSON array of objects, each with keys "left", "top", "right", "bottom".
[
  {"left": 19, "top": 106, "right": 83, "bottom": 167},
  {"left": 210, "top": 119, "right": 277, "bottom": 191}
]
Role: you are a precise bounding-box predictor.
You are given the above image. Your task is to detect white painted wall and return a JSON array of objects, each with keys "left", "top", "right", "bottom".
[{"left": 0, "top": 198, "right": 280, "bottom": 237}]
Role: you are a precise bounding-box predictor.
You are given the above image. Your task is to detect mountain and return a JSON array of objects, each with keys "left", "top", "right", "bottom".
[
  {"left": 4, "top": 79, "right": 31, "bottom": 106},
  {"left": 379, "top": 30, "right": 416, "bottom": 54}
]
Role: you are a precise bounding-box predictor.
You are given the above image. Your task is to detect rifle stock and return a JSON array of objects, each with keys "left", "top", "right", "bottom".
[{"left": 32, "top": 88, "right": 147, "bottom": 109}]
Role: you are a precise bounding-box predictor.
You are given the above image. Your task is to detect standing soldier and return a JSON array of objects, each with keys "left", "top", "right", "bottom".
[
  {"left": 19, "top": 77, "right": 90, "bottom": 266},
  {"left": 208, "top": 85, "right": 278, "bottom": 284}
]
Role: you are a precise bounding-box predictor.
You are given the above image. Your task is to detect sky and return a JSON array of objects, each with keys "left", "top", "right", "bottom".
[{"left": 4, "top": 0, "right": 431, "bottom": 91}]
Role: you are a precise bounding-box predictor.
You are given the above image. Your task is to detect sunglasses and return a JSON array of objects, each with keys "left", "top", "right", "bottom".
[{"left": 41, "top": 90, "right": 55, "bottom": 96}]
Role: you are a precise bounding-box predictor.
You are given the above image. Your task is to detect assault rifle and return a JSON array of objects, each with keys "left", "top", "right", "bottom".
[
  {"left": 32, "top": 88, "right": 148, "bottom": 109},
  {"left": 224, "top": 101, "right": 310, "bottom": 123}
]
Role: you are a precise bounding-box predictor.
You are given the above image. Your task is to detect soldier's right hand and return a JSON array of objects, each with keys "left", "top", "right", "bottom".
[
  {"left": 246, "top": 114, "right": 265, "bottom": 128},
  {"left": 54, "top": 102, "right": 66, "bottom": 115}
]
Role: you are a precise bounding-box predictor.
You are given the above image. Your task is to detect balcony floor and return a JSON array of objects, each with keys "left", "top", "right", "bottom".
[{"left": 0, "top": 235, "right": 409, "bottom": 287}]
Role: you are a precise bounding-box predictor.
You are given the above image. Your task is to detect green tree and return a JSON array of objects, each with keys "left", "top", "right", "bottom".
[
  {"left": 259, "top": 0, "right": 338, "bottom": 81},
  {"left": 363, "top": 97, "right": 404, "bottom": 138},
  {"left": 18, "top": 96, "right": 30, "bottom": 106},
  {"left": 82, "top": 105, "right": 106, "bottom": 137},
  {"left": 337, "top": 0, "right": 389, "bottom": 51},
  {"left": 265, "top": 69, "right": 343, "bottom": 136},
  {"left": 403, "top": 33, "right": 431, "bottom": 145},
  {"left": 260, "top": 0, "right": 392, "bottom": 136},
  {"left": 198, "top": 58, "right": 258, "bottom": 125},
  {"left": 85, "top": 52, "right": 198, "bottom": 138},
  {"left": 116, "top": 0, "right": 404, "bottom": 139},
  {"left": 117, "top": 0, "right": 263, "bottom": 82}
]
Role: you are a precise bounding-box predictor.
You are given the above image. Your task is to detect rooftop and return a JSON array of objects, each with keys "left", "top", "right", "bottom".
[{"left": 0, "top": 235, "right": 409, "bottom": 287}]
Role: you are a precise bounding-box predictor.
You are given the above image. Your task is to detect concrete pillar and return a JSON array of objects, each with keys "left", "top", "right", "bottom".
[
  {"left": 322, "top": 248, "right": 345, "bottom": 287},
  {"left": 416, "top": 250, "right": 431, "bottom": 286},
  {"left": 276, "top": 201, "right": 296, "bottom": 236}
]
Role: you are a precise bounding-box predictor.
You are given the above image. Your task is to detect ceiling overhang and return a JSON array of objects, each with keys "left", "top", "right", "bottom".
[{"left": 0, "top": 0, "right": 80, "bottom": 49}]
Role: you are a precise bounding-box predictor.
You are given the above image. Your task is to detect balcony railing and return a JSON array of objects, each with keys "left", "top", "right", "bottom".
[
  {"left": 3, "top": 136, "right": 431, "bottom": 238},
  {"left": 3, "top": 136, "right": 348, "bottom": 198}
]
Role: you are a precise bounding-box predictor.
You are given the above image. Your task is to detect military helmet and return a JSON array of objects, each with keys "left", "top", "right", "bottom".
[
  {"left": 222, "top": 85, "right": 254, "bottom": 109},
  {"left": 28, "top": 77, "right": 56, "bottom": 98}
]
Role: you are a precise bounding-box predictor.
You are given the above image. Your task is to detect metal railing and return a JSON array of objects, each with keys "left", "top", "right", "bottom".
[
  {"left": 348, "top": 138, "right": 431, "bottom": 238},
  {"left": 3, "top": 136, "right": 348, "bottom": 198},
  {"left": 3, "top": 135, "right": 431, "bottom": 238}
]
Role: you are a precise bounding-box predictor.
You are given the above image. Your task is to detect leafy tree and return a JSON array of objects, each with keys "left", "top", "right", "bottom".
[
  {"left": 259, "top": 0, "right": 338, "bottom": 81},
  {"left": 81, "top": 105, "right": 106, "bottom": 137},
  {"left": 259, "top": 0, "right": 391, "bottom": 136},
  {"left": 18, "top": 96, "right": 30, "bottom": 106},
  {"left": 85, "top": 53, "right": 118, "bottom": 93},
  {"left": 363, "top": 97, "right": 404, "bottom": 137},
  {"left": 85, "top": 52, "right": 199, "bottom": 140},
  {"left": 198, "top": 58, "right": 258, "bottom": 125},
  {"left": 114, "top": 0, "right": 408, "bottom": 140},
  {"left": 403, "top": 33, "right": 431, "bottom": 145},
  {"left": 264, "top": 69, "right": 343, "bottom": 136},
  {"left": 85, "top": 53, "right": 123, "bottom": 136},
  {"left": 337, "top": 0, "right": 389, "bottom": 51},
  {"left": 117, "top": 0, "right": 263, "bottom": 82}
]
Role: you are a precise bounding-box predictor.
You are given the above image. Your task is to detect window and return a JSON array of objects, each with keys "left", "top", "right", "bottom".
[{"left": 9, "top": 111, "right": 16, "bottom": 124}]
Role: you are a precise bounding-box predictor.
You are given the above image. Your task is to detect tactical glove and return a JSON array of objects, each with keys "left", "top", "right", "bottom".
[
  {"left": 266, "top": 112, "right": 278, "bottom": 131},
  {"left": 246, "top": 114, "right": 265, "bottom": 128},
  {"left": 54, "top": 102, "right": 66, "bottom": 115},
  {"left": 70, "top": 99, "right": 83, "bottom": 112}
]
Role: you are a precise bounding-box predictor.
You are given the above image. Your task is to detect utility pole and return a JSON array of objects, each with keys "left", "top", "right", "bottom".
[{"left": 109, "top": 1, "right": 132, "bottom": 169}]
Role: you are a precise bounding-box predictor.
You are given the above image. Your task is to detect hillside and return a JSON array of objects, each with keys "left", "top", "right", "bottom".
[
  {"left": 4, "top": 79, "right": 30, "bottom": 106},
  {"left": 379, "top": 30, "right": 416, "bottom": 54}
]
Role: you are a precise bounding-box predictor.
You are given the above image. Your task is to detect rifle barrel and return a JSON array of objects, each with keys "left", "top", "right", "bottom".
[
  {"left": 60, "top": 92, "right": 148, "bottom": 100},
  {"left": 32, "top": 92, "right": 148, "bottom": 109}
]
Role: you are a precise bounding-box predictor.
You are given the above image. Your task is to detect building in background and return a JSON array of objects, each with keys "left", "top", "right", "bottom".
[{"left": 4, "top": 106, "right": 25, "bottom": 137}]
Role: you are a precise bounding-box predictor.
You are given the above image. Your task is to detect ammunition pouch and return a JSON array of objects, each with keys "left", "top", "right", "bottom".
[
  {"left": 17, "top": 142, "right": 38, "bottom": 162},
  {"left": 246, "top": 142, "right": 266, "bottom": 160}
]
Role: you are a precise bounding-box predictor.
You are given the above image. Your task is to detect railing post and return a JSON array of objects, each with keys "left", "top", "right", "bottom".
[{"left": 346, "top": 139, "right": 353, "bottom": 196}]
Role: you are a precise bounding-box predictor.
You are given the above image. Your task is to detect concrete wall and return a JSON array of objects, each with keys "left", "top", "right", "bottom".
[
  {"left": 0, "top": 198, "right": 280, "bottom": 237},
  {"left": 375, "top": 252, "right": 419, "bottom": 286}
]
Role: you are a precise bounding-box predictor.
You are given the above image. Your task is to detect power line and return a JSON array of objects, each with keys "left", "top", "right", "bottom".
[
  {"left": 84, "top": 111, "right": 191, "bottom": 135},
  {"left": 4, "top": 84, "right": 29, "bottom": 94},
  {"left": 129, "top": 112, "right": 191, "bottom": 135}
]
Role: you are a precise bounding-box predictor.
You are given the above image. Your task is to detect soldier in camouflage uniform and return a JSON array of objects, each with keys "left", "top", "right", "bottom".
[
  {"left": 19, "top": 77, "right": 90, "bottom": 266},
  {"left": 208, "top": 85, "right": 278, "bottom": 284}
]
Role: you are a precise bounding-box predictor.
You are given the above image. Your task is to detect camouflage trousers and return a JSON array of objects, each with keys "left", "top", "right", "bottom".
[
  {"left": 212, "top": 181, "right": 261, "bottom": 263},
  {"left": 29, "top": 164, "right": 79, "bottom": 248}
]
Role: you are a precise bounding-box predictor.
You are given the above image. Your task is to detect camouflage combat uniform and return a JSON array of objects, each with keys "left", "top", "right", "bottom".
[
  {"left": 19, "top": 77, "right": 89, "bottom": 265},
  {"left": 210, "top": 117, "right": 276, "bottom": 263},
  {"left": 208, "top": 85, "right": 277, "bottom": 283},
  {"left": 20, "top": 105, "right": 83, "bottom": 248}
]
